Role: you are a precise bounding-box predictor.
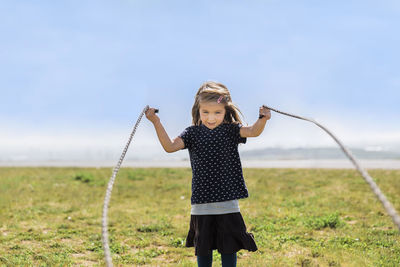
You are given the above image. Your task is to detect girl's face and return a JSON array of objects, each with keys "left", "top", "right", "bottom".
[{"left": 199, "top": 101, "right": 226, "bottom": 130}]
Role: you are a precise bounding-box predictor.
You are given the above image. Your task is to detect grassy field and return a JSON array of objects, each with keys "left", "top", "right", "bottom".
[{"left": 0, "top": 167, "right": 399, "bottom": 266}]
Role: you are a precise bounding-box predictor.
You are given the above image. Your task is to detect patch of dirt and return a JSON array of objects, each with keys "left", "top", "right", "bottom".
[
  {"left": 71, "top": 252, "right": 98, "bottom": 266},
  {"left": 284, "top": 247, "right": 309, "bottom": 258}
]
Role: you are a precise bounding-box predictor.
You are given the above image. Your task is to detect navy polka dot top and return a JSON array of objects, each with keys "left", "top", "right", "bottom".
[{"left": 179, "top": 122, "right": 249, "bottom": 204}]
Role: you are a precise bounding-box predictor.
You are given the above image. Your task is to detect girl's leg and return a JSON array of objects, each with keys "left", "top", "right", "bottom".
[
  {"left": 197, "top": 253, "right": 212, "bottom": 267},
  {"left": 221, "top": 252, "right": 237, "bottom": 267}
]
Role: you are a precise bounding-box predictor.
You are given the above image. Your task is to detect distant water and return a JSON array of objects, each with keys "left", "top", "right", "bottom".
[{"left": 1, "top": 159, "right": 400, "bottom": 169}]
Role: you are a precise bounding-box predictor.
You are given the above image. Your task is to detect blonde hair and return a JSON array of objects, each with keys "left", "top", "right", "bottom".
[{"left": 191, "top": 81, "right": 246, "bottom": 126}]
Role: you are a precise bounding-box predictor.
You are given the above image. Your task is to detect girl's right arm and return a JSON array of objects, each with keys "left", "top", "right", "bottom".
[{"left": 145, "top": 107, "right": 185, "bottom": 153}]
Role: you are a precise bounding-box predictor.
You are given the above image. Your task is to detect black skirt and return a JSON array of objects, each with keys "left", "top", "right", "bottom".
[{"left": 185, "top": 212, "right": 258, "bottom": 256}]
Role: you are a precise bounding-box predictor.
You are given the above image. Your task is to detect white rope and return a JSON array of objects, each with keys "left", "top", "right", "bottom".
[
  {"left": 263, "top": 105, "right": 400, "bottom": 231},
  {"left": 101, "top": 104, "right": 400, "bottom": 266},
  {"left": 102, "top": 105, "right": 150, "bottom": 267}
]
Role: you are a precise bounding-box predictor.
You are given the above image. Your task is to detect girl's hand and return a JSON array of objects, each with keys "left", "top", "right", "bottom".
[
  {"left": 145, "top": 107, "right": 160, "bottom": 124},
  {"left": 259, "top": 105, "right": 271, "bottom": 120}
]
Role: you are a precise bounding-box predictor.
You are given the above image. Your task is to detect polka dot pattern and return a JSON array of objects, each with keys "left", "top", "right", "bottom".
[{"left": 179, "top": 122, "right": 249, "bottom": 204}]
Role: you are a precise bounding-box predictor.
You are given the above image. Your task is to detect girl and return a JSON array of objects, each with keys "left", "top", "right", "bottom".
[{"left": 145, "top": 81, "right": 271, "bottom": 267}]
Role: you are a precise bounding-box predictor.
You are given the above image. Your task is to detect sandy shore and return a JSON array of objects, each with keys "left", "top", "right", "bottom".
[{"left": 1, "top": 159, "right": 400, "bottom": 169}]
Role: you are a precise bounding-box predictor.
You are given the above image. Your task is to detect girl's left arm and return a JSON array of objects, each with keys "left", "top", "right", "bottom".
[{"left": 240, "top": 106, "right": 271, "bottom": 137}]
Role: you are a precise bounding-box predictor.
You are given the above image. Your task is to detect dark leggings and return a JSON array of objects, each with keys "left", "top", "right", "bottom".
[{"left": 197, "top": 252, "right": 237, "bottom": 267}]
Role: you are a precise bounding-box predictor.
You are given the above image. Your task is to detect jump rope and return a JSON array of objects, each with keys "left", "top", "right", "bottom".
[{"left": 101, "top": 105, "right": 400, "bottom": 266}]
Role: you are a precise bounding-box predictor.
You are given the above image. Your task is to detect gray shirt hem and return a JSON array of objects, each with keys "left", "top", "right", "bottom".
[{"left": 191, "top": 199, "right": 240, "bottom": 215}]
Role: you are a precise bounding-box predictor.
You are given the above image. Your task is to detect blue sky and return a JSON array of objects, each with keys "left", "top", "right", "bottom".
[{"left": 1, "top": 1, "right": 399, "bottom": 160}]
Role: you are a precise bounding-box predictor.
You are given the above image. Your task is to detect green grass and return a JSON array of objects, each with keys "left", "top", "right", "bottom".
[{"left": 0, "top": 167, "right": 399, "bottom": 266}]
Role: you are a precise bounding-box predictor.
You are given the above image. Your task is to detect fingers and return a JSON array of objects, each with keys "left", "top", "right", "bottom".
[
  {"left": 260, "top": 106, "right": 270, "bottom": 112},
  {"left": 145, "top": 107, "right": 160, "bottom": 121},
  {"left": 146, "top": 107, "right": 158, "bottom": 115},
  {"left": 259, "top": 105, "right": 271, "bottom": 120}
]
